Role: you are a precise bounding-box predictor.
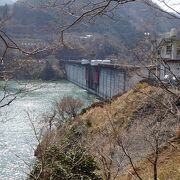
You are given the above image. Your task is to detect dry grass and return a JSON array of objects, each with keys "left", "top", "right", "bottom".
[
  {"left": 118, "top": 143, "right": 180, "bottom": 180},
  {"left": 79, "top": 82, "right": 157, "bottom": 131},
  {"left": 40, "top": 82, "right": 180, "bottom": 180},
  {"left": 77, "top": 82, "right": 180, "bottom": 179}
]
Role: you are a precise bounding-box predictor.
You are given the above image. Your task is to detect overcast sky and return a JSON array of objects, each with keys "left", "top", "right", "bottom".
[{"left": 153, "top": 0, "right": 180, "bottom": 12}]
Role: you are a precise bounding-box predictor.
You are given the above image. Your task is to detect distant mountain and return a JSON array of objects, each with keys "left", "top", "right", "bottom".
[
  {"left": 2, "top": 0, "right": 180, "bottom": 60},
  {"left": 7, "top": 0, "right": 180, "bottom": 36}
]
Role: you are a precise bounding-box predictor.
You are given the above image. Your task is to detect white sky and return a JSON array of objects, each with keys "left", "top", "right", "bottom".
[{"left": 153, "top": 0, "right": 180, "bottom": 12}]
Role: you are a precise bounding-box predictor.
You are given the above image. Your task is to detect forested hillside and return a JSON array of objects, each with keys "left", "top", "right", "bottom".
[{"left": 1, "top": 0, "right": 180, "bottom": 61}]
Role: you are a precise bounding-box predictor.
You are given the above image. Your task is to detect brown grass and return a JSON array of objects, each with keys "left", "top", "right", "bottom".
[
  {"left": 41, "top": 82, "right": 180, "bottom": 180},
  {"left": 118, "top": 144, "right": 180, "bottom": 180},
  {"left": 77, "top": 82, "right": 180, "bottom": 179}
]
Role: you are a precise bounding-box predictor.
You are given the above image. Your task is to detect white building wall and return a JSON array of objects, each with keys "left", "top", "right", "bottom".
[
  {"left": 161, "top": 45, "right": 171, "bottom": 59},
  {"left": 172, "top": 42, "right": 177, "bottom": 59},
  {"left": 160, "top": 40, "right": 179, "bottom": 60}
]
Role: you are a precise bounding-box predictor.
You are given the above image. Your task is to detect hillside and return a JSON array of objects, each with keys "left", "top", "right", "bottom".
[
  {"left": 31, "top": 82, "right": 180, "bottom": 179},
  {"left": 78, "top": 82, "right": 180, "bottom": 179},
  {"left": 119, "top": 144, "right": 180, "bottom": 179},
  {"left": 1, "top": 0, "right": 180, "bottom": 61}
]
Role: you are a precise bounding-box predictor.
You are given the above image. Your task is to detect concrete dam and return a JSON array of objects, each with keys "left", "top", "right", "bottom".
[{"left": 62, "top": 60, "right": 153, "bottom": 99}]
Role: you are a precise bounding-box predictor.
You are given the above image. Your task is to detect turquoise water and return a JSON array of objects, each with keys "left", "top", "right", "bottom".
[{"left": 0, "top": 80, "right": 96, "bottom": 179}]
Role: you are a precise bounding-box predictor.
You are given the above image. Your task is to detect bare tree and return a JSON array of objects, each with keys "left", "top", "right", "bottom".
[
  {"left": 55, "top": 96, "right": 84, "bottom": 120},
  {"left": 0, "top": 5, "right": 49, "bottom": 110},
  {"left": 22, "top": 0, "right": 179, "bottom": 45},
  {"left": 27, "top": 110, "right": 102, "bottom": 180}
]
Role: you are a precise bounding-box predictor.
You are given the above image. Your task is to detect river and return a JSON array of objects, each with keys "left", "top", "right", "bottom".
[{"left": 0, "top": 80, "right": 97, "bottom": 179}]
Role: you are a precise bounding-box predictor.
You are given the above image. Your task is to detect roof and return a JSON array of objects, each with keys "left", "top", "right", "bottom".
[
  {"left": 157, "top": 28, "right": 180, "bottom": 49},
  {"left": 160, "top": 58, "right": 180, "bottom": 63}
]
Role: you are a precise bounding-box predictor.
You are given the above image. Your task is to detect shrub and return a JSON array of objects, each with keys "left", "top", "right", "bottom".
[
  {"left": 133, "top": 82, "right": 149, "bottom": 92},
  {"left": 29, "top": 145, "right": 102, "bottom": 180},
  {"left": 56, "top": 96, "right": 84, "bottom": 121}
]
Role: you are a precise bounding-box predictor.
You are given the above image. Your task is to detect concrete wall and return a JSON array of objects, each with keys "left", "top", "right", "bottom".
[
  {"left": 161, "top": 41, "right": 179, "bottom": 60},
  {"left": 64, "top": 62, "right": 148, "bottom": 99},
  {"left": 160, "top": 62, "right": 180, "bottom": 79},
  {"left": 65, "top": 63, "right": 86, "bottom": 88},
  {"left": 98, "top": 68, "right": 126, "bottom": 98}
]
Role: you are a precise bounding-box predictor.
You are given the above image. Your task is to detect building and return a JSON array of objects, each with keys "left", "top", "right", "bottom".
[{"left": 157, "top": 28, "right": 180, "bottom": 80}]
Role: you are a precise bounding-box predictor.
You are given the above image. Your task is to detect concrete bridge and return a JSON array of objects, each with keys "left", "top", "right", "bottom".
[{"left": 61, "top": 60, "right": 154, "bottom": 99}]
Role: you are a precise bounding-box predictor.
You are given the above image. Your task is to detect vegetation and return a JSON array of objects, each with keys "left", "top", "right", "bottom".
[
  {"left": 29, "top": 145, "right": 102, "bottom": 180},
  {"left": 28, "top": 82, "right": 180, "bottom": 179},
  {"left": 55, "top": 96, "right": 84, "bottom": 120},
  {"left": 1, "top": 0, "right": 180, "bottom": 62},
  {"left": 29, "top": 96, "right": 100, "bottom": 179},
  {"left": 0, "top": 0, "right": 180, "bottom": 179}
]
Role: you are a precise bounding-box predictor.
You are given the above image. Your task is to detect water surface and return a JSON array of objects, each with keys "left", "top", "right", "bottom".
[{"left": 0, "top": 80, "right": 96, "bottom": 179}]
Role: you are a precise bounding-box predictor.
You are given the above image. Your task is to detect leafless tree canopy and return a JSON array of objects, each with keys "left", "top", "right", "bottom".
[
  {"left": 19, "top": 0, "right": 179, "bottom": 45},
  {"left": 56, "top": 96, "right": 84, "bottom": 120}
]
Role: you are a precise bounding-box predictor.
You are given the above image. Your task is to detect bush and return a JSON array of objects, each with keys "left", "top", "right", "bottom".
[
  {"left": 56, "top": 96, "right": 84, "bottom": 121},
  {"left": 29, "top": 145, "right": 102, "bottom": 180},
  {"left": 133, "top": 82, "right": 149, "bottom": 92}
]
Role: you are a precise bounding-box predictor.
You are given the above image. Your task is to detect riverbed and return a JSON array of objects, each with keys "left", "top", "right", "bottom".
[{"left": 0, "top": 80, "right": 96, "bottom": 179}]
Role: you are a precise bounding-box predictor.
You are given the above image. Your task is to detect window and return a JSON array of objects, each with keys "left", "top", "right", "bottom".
[
  {"left": 157, "top": 49, "right": 161, "bottom": 55},
  {"left": 177, "top": 46, "right": 180, "bottom": 56},
  {"left": 166, "top": 44, "right": 172, "bottom": 55}
]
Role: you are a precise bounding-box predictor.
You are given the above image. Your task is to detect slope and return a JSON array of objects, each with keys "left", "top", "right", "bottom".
[{"left": 34, "top": 82, "right": 180, "bottom": 179}]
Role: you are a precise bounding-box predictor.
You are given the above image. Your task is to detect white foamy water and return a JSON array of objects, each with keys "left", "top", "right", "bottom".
[{"left": 0, "top": 80, "right": 96, "bottom": 179}]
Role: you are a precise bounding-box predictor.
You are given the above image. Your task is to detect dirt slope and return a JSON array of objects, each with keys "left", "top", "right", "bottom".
[
  {"left": 77, "top": 82, "right": 180, "bottom": 179},
  {"left": 37, "top": 82, "right": 180, "bottom": 179}
]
